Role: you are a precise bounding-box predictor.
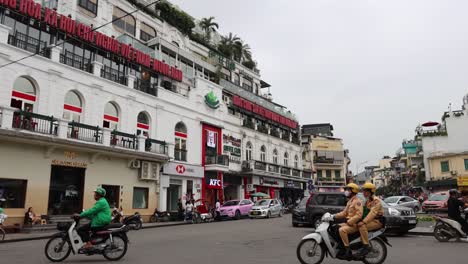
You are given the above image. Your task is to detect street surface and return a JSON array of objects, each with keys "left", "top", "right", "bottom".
[{"left": 0, "top": 215, "right": 465, "bottom": 263}]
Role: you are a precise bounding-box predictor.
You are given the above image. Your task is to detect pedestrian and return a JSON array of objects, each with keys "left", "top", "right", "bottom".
[
  {"left": 185, "top": 200, "right": 194, "bottom": 221},
  {"left": 26, "top": 207, "right": 41, "bottom": 225}
]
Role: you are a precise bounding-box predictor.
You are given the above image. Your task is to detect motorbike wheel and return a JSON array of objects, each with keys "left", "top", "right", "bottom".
[
  {"left": 279, "top": 210, "right": 283, "bottom": 217},
  {"left": 363, "top": 238, "right": 387, "bottom": 264},
  {"left": 103, "top": 235, "right": 128, "bottom": 261},
  {"left": 296, "top": 239, "right": 325, "bottom": 264},
  {"left": 132, "top": 220, "right": 143, "bottom": 230},
  {"left": 45, "top": 237, "right": 72, "bottom": 262},
  {"left": 434, "top": 225, "right": 451, "bottom": 242},
  {"left": 149, "top": 216, "right": 158, "bottom": 223}
]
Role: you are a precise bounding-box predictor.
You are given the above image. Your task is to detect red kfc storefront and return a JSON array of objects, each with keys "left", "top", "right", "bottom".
[{"left": 201, "top": 123, "right": 224, "bottom": 205}]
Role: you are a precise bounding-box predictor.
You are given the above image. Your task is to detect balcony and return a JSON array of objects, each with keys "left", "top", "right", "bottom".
[
  {"left": 282, "top": 131, "right": 290, "bottom": 141},
  {"left": 270, "top": 129, "right": 280, "bottom": 138},
  {"left": 8, "top": 31, "right": 49, "bottom": 58},
  {"left": 292, "top": 169, "right": 301, "bottom": 177},
  {"left": 101, "top": 66, "right": 127, "bottom": 85},
  {"left": 134, "top": 79, "right": 158, "bottom": 97},
  {"left": 314, "top": 157, "right": 344, "bottom": 166},
  {"left": 268, "top": 164, "right": 280, "bottom": 173},
  {"left": 292, "top": 136, "right": 301, "bottom": 145},
  {"left": 303, "top": 171, "right": 313, "bottom": 179},
  {"left": 111, "top": 130, "right": 138, "bottom": 150},
  {"left": 12, "top": 111, "right": 57, "bottom": 136},
  {"left": 60, "top": 51, "right": 93, "bottom": 73},
  {"left": 243, "top": 119, "right": 255, "bottom": 130},
  {"left": 281, "top": 167, "right": 292, "bottom": 176},
  {"left": 68, "top": 122, "right": 102, "bottom": 143},
  {"left": 145, "top": 138, "right": 168, "bottom": 155},
  {"left": 205, "top": 155, "right": 230, "bottom": 172},
  {"left": 257, "top": 124, "right": 268, "bottom": 134}
]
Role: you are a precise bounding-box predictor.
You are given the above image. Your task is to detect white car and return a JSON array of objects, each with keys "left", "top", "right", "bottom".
[{"left": 249, "top": 199, "right": 283, "bottom": 218}]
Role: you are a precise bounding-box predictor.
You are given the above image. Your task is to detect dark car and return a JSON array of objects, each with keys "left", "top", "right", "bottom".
[
  {"left": 305, "top": 192, "right": 417, "bottom": 234},
  {"left": 292, "top": 196, "right": 310, "bottom": 227}
]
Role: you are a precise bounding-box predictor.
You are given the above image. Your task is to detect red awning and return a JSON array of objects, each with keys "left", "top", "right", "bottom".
[{"left": 422, "top": 121, "right": 439, "bottom": 127}]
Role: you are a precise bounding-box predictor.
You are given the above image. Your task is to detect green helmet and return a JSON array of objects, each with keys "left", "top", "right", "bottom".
[{"left": 94, "top": 187, "right": 106, "bottom": 197}]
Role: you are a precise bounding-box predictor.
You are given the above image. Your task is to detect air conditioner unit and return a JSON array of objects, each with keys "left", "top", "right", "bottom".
[
  {"left": 130, "top": 160, "right": 141, "bottom": 169},
  {"left": 139, "top": 162, "right": 160, "bottom": 181}
]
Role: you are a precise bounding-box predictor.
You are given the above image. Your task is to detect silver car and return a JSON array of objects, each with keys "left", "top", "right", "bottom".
[
  {"left": 384, "top": 196, "right": 421, "bottom": 212},
  {"left": 249, "top": 199, "right": 283, "bottom": 218}
]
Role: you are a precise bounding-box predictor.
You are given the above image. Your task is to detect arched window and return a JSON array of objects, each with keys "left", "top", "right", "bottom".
[
  {"left": 273, "top": 149, "right": 278, "bottom": 164},
  {"left": 174, "top": 122, "right": 187, "bottom": 161},
  {"left": 260, "top": 145, "right": 266, "bottom": 162},
  {"left": 63, "top": 91, "right": 82, "bottom": 122},
  {"left": 245, "top": 142, "right": 252, "bottom": 161},
  {"left": 140, "top": 22, "right": 156, "bottom": 42},
  {"left": 172, "top": 41, "right": 180, "bottom": 47},
  {"left": 10, "top": 76, "right": 36, "bottom": 111},
  {"left": 103, "top": 102, "right": 119, "bottom": 129},
  {"left": 113, "top": 7, "right": 136, "bottom": 36},
  {"left": 137, "top": 112, "right": 150, "bottom": 136},
  {"left": 284, "top": 152, "right": 289, "bottom": 167},
  {"left": 294, "top": 155, "right": 299, "bottom": 169}
]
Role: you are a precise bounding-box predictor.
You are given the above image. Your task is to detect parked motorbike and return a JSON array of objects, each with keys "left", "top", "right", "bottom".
[
  {"left": 123, "top": 212, "right": 143, "bottom": 230},
  {"left": 433, "top": 208, "right": 468, "bottom": 242},
  {"left": 297, "top": 213, "right": 390, "bottom": 264},
  {"left": 44, "top": 216, "right": 129, "bottom": 262},
  {"left": 149, "top": 209, "right": 171, "bottom": 223}
]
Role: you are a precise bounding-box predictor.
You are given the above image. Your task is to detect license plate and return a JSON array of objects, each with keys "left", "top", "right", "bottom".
[
  {"left": 251, "top": 211, "right": 259, "bottom": 215},
  {"left": 409, "top": 220, "right": 417, "bottom": 224}
]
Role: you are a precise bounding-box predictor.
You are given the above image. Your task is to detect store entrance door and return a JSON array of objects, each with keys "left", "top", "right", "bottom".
[
  {"left": 48, "top": 166, "right": 85, "bottom": 215},
  {"left": 102, "top": 185, "right": 120, "bottom": 209},
  {"left": 166, "top": 180, "right": 182, "bottom": 211}
]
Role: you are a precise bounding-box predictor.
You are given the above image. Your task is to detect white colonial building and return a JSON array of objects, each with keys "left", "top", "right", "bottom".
[{"left": 0, "top": 0, "right": 307, "bottom": 224}]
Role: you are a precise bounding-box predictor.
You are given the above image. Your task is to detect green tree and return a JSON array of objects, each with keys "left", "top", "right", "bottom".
[
  {"left": 199, "top": 16, "right": 219, "bottom": 42},
  {"left": 218, "top": 33, "right": 240, "bottom": 59},
  {"left": 233, "top": 41, "right": 252, "bottom": 63}
]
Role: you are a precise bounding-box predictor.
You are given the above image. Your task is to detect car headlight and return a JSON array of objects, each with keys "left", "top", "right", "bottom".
[{"left": 388, "top": 208, "right": 401, "bottom": 216}]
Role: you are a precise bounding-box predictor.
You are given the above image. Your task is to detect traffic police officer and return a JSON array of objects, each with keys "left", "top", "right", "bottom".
[
  {"left": 333, "top": 183, "right": 363, "bottom": 257},
  {"left": 357, "top": 182, "right": 384, "bottom": 256}
]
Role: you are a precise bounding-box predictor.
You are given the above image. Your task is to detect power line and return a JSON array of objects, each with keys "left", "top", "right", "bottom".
[{"left": 0, "top": 0, "right": 161, "bottom": 69}]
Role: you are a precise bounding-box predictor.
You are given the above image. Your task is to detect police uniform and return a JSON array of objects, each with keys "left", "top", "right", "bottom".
[
  {"left": 335, "top": 195, "right": 363, "bottom": 246},
  {"left": 358, "top": 195, "right": 384, "bottom": 245}
]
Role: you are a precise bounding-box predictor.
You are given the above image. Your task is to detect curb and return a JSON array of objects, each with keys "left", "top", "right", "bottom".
[{"left": 0, "top": 222, "right": 191, "bottom": 244}]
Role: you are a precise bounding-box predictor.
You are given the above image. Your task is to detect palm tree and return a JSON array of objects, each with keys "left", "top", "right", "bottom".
[
  {"left": 218, "top": 33, "right": 240, "bottom": 59},
  {"left": 199, "top": 17, "right": 219, "bottom": 42},
  {"left": 234, "top": 41, "right": 252, "bottom": 63}
]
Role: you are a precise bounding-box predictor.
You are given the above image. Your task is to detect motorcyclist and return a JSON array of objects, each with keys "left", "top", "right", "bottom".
[
  {"left": 356, "top": 182, "right": 384, "bottom": 256},
  {"left": 332, "top": 183, "right": 363, "bottom": 258},
  {"left": 447, "top": 189, "right": 468, "bottom": 234},
  {"left": 75, "top": 187, "right": 111, "bottom": 249}
]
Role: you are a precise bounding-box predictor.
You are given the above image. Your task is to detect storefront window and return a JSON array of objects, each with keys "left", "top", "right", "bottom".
[
  {"left": 175, "top": 122, "right": 187, "bottom": 161},
  {"left": 273, "top": 149, "right": 278, "bottom": 164},
  {"left": 112, "top": 7, "right": 136, "bottom": 36},
  {"left": 284, "top": 152, "right": 289, "bottom": 167},
  {"left": 140, "top": 22, "right": 156, "bottom": 42},
  {"left": 10, "top": 76, "right": 36, "bottom": 111},
  {"left": 132, "top": 187, "right": 148, "bottom": 209},
  {"left": 260, "top": 145, "right": 266, "bottom": 162},
  {"left": 137, "top": 112, "right": 150, "bottom": 136},
  {"left": 103, "top": 102, "right": 119, "bottom": 129},
  {"left": 0, "top": 179, "right": 27, "bottom": 208}
]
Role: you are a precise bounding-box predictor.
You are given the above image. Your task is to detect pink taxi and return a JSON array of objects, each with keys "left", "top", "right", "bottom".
[{"left": 219, "top": 199, "right": 253, "bottom": 220}]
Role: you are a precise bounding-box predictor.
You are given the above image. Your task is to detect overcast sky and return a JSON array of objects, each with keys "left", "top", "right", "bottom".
[{"left": 170, "top": 0, "right": 468, "bottom": 169}]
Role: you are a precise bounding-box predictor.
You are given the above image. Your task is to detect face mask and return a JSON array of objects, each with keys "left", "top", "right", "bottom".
[{"left": 344, "top": 191, "right": 351, "bottom": 197}]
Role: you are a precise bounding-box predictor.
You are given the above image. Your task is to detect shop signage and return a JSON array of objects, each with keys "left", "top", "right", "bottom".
[
  {"left": 163, "top": 162, "right": 203, "bottom": 178},
  {"left": 0, "top": 0, "right": 183, "bottom": 81},
  {"left": 223, "top": 134, "right": 241, "bottom": 161},
  {"left": 52, "top": 160, "right": 87, "bottom": 168},
  {"left": 246, "top": 184, "right": 255, "bottom": 192},
  {"left": 457, "top": 176, "right": 468, "bottom": 187},
  {"left": 206, "top": 178, "right": 223, "bottom": 189},
  {"left": 286, "top": 180, "right": 302, "bottom": 189},
  {"left": 232, "top": 95, "right": 298, "bottom": 129},
  {"left": 207, "top": 131, "right": 216, "bottom": 148},
  {"left": 260, "top": 177, "right": 279, "bottom": 186},
  {"left": 204, "top": 91, "right": 220, "bottom": 109}
]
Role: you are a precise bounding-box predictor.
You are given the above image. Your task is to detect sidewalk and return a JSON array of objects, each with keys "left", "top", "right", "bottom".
[
  {"left": 0, "top": 221, "right": 190, "bottom": 244},
  {"left": 408, "top": 226, "right": 433, "bottom": 236}
]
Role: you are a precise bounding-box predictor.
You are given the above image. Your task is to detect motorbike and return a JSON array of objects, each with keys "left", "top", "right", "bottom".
[
  {"left": 122, "top": 212, "right": 143, "bottom": 230},
  {"left": 44, "top": 216, "right": 129, "bottom": 262},
  {"left": 297, "top": 213, "right": 391, "bottom": 264},
  {"left": 433, "top": 208, "right": 468, "bottom": 242},
  {"left": 149, "top": 209, "right": 171, "bottom": 223}
]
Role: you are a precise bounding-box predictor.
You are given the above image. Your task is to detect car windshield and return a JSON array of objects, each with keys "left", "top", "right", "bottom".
[
  {"left": 223, "top": 201, "right": 240, "bottom": 206},
  {"left": 384, "top": 197, "right": 400, "bottom": 203},
  {"left": 428, "top": 194, "right": 447, "bottom": 201},
  {"left": 255, "top": 200, "right": 271, "bottom": 206}
]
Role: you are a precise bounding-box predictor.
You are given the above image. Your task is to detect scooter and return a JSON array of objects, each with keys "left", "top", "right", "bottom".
[
  {"left": 122, "top": 212, "right": 143, "bottom": 230},
  {"left": 44, "top": 216, "right": 129, "bottom": 262},
  {"left": 297, "top": 213, "right": 391, "bottom": 264},
  {"left": 149, "top": 209, "right": 171, "bottom": 223},
  {"left": 433, "top": 208, "right": 468, "bottom": 242}
]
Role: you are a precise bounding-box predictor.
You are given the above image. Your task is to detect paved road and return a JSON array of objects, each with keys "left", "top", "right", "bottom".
[{"left": 0, "top": 215, "right": 465, "bottom": 263}]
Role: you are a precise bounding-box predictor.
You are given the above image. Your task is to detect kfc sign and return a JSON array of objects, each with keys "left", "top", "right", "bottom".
[{"left": 206, "top": 178, "right": 223, "bottom": 189}]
